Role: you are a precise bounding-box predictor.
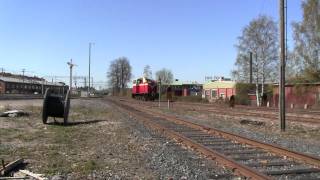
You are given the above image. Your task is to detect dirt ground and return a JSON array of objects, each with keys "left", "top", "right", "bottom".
[
  {"left": 0, "top": 98, "right": 237, "bottom": 179},
  {"left": 0, "top": 99, "right": 155, "bottom": 179},
  {"left": 4, "top": 97, "right": 319, "bottom": 179}
]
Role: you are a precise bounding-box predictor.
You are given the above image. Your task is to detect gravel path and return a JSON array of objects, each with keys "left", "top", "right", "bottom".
[
  {"left": 154, "top": 107, "right": 320, "bottom": 158},
  {"left": 108, "top": 99, "right": 240, "bottom": 180}
]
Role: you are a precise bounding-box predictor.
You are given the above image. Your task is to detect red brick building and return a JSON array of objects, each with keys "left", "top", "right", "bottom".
[
  {"left": 273, "top": 83, "right": 320, "bottom": 108},
  {"left": 0, "top": 76, "right": 67, "bottom": 94}
]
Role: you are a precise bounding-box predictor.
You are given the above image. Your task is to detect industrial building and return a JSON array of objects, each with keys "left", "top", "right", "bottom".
[
  {"left": 273, "top": 82, "right": 320, "bottom": 108},
  {"left": 0, "top": 76, "right": 68, "bottom": 94},
  {"left": 202, "top": 77, "right": 236, "bottom": 101},
  {"left": 162, "top": 80, "right": 202, "bottom": 96}
]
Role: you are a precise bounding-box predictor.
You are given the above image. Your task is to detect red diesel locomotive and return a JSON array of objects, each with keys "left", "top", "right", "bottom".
[{"left": 132, "top": 77, "right": 158, "bottom": 101}]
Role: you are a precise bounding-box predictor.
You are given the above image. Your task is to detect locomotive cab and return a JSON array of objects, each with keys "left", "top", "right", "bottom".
[{"left": 132, "top": 77, "right": 158, "bottom": 101}]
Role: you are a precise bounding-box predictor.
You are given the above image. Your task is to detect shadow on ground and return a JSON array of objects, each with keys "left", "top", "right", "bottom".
[{"left": 46, "top": 119, "right": 107, "bottom": 126}]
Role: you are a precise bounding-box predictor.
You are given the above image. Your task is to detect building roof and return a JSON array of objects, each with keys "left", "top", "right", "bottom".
[
  {"left": 0, "top": 76, "right": 65, "bottom": 86},
  {"left": 273, "top": 82, "right": 320, "bottom": 86},
  {"left": 163, "top": 80, "right": 202, "bottom": 86},
  {"left": 203, "top": 80, "right": 236, "bottom": 89}
]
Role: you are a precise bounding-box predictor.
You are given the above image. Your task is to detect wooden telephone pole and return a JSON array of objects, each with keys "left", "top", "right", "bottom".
[
  {"left": 249, "top": 52, "right": 253, "bottom": 84},
  {"left": 279, "top": 0, "right": 286, "bottom": 131}
]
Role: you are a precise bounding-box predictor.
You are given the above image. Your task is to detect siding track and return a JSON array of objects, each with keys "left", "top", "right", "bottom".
[{"left": 108, "top": 98, "right": 320, "bottom": 179}]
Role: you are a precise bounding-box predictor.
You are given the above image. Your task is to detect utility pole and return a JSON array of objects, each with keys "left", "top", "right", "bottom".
[
  {"left": 22, "top": 68, "right": 26, "bottom": 82},
  {"left": 158, "top": 78, "right": 161, "bottom": 107},
  {"left": 279, "top": 0, "right": 286, "bottom": 131},
  {"left": 316, "top": 50, "right": 319, "bottom": 67},
  {"left": 67, "top": 59, "right": 76, "bottom": 91},
  {"left": 249, "top": 52, "right": 253, "bottom": 84},
  {"left": 91, "top": 77, "right": 93, "bottom": 90},
  {"left": 41, "top": 79, "right": 45, "bottom": 95},
  {"left": 88, "top": 42, "right": 94, "bottom": 96},
  {"left": 74, "top": 76, "right": 77, "bottom": 88}
]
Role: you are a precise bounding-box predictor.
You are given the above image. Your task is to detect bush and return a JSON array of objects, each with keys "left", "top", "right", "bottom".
[
  {"left": 235, "top": 95, "right": 250, "bottom": 105},
  {"left": 235, "top": 83, "right": 255, "bottom": 105}
]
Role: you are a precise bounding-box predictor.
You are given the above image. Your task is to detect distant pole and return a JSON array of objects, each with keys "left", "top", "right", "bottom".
[
  {"left": 316, "top": 50, "right": 319, "bottom": 65},
  {"left": 91, "top": 77, "right": 93, "bottom": 90},
  {"left": 74, "top": 76, "right": 77, "bottom": 88},
  {"left": 67, "top": 59, "right": 75, "bottom": 91},
  {"left": 22, "top": 68, "right": 26, "bottom": 82},
  {"left": 88, "top": 42, "right": 94, "bottom": 96},
  {"left": 279, "top": 0, "right": 286, "bottom": 131},
  {"left": 41, "top": 79, "right": 44, "bottom": 95},
  {"left": 249, "top": 52, "right": 253, "bottom": 84},
  {"left": 158, "top": 78, "right": 161, "bottom": 107}
]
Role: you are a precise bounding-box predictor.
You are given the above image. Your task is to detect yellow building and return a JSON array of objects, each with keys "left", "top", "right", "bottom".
[{"left": 202, "top": 80, "right": 236, "bottom": 101}]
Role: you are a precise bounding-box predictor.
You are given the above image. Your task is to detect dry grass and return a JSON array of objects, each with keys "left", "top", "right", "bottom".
[{"left": 0, "top": 99, "right": 154, "bottom": 178}]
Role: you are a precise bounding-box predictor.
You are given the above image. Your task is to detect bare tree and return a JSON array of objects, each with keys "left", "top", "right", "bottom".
[
  {"left": 143, "top": 65, "right": 152, "bottom": 79},
  {"left": 292, "top": 0, "right": 320, "bottom": 82},
  {"left": 155, "top": 68, "right": 173, "bottom": 84},
  {"left": 233, "top": 15, "right": 279, "bottom": 106},
  {"left": 285, "top": 51, "right": 301, "bottom": 80},
  {"left": 107, "top": 57, "right": 132, "bottom": 95}
]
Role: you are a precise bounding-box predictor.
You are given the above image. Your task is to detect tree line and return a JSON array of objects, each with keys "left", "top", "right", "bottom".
[
  {"left": 107, "top": 0, "right": 318, "bottom": 97},
  {"left": 107, "top": 57, "right": 174, "bottom": 94},
  {"left": 232, "top": 0, "right": 319, "bottom": 106}
]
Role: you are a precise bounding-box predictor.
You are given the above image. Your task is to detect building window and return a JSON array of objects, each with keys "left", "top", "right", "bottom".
[
  {"left": 220, "top": 93, "right": 225, "bottom": 99},
  {"left": 211, "top": 89, "right": 217, "bottom": 98},
  {"left": 205, "top": 90, "right": 210, "bottom": 96}
]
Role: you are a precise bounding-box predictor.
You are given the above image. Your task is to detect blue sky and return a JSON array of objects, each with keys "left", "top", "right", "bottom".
[{"left": 0, "top": 0, "right": 302, "bottom": 88}]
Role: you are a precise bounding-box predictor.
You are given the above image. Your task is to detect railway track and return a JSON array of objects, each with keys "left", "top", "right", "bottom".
[
  {"left": 173, "top": 101, "right": 320, "bottom": 114},
  {"left": 172, "top": 101, "right": 320, "bottom": 121},
  {"left": 108, "top": 97, "right": 320, "bottom": 179},
  {"left": 122, "top": 98, "right": 320, "bottom": 124}
]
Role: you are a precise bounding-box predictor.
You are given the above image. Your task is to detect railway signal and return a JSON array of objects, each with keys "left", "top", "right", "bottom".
[{"left": 67, "top": 59, "right": 76, "bottom": 91}]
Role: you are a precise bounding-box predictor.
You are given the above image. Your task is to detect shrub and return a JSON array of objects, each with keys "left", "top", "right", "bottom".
[{"left": 235, "top": 83, "right": 255, "bottom": 105}]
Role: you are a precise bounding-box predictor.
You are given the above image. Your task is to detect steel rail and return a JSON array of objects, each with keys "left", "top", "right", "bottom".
[
  {"left": 110, "top": 99, "right": 271, "bottom": 179},
  {"left": 128, "top": 101, "right": 320, "bottom": 168},
  {"left": 122, "top": 98, "right": 320, "bottom": 124}
]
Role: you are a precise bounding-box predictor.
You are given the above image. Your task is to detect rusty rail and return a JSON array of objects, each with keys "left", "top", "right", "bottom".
[
  {"left": 108, "top": 97, "right": 320, "bottom": 179},
  {"left": 111, "top": 99, "right": 270, "bottom": 179},
  {"left": 122, "top": 97, "right": 320, "bottom": 124},
  {"left": 137, "top": 103, "right": 320, "bottom": 168}
]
